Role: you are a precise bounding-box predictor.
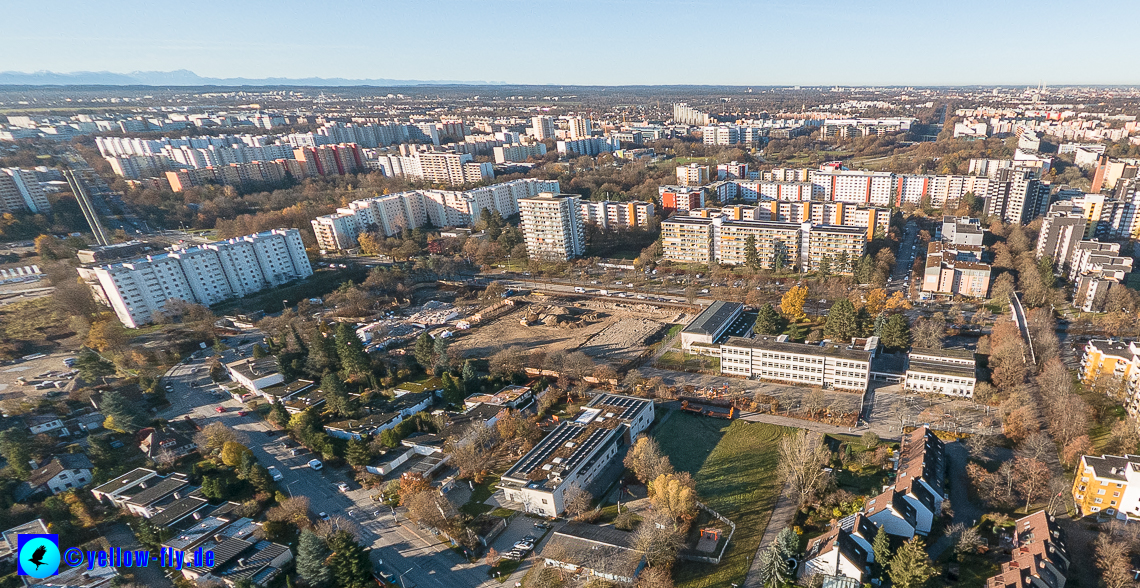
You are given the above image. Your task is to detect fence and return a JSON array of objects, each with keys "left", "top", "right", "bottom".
[{"left": 679, "top": 501, "right": 736, "bottom": 564}]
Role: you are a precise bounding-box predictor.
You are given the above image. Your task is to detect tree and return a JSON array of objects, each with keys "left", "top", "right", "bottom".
[
  {"left": 220, "top": 441, "right": 253, "bottom": 467},
  {"left": 775, "top": 527, "right": 798, "bottom": 559},
  {"left": 780, "top": 284, "right": 808, "bottom": 320},
  {"left": 754, "top": 304, "right": 784, "bottom": 335},
  {"left": 85, "top": 318, "right": 129, "bottom": 352},
  {"left": 818, "top": 254, "right": 832, "bottom": 276},
  {"left": 0, "top": 428, "right": 35, "bottom": 478},
  {"left": 563, "top": 484, "right": 594, "bottom": 521},
  {"left": 76, "top": 349, "right": 115, "bottom": 383},
  {"left": 744, "top": 234, "right": 760, "bottom": 269},
  {"left": 758, "top": 544, "right": 790, "bottom": 588},
  {"left": 872, "top": 526, "right": 891, "bottom": 570},
  {"left": 1062, "top": 435, "right": 1093, "bottom": 467},
  {"left": 911, "top": 314, "right": 946, "bottom": 349},
  {"left": 322, "top": 372, "right": 355, "bottom": 418},
  {"left": 296, "top": 530, "right": 332, "bottom": 586},
  {"left": 1095, "top": 533, "right": 1132, "bottom": 588},
  {"left": 335, "top": 323, "right": 371, "bottom": 378},
  {"left": 1013, "top": 457, "right": 1051, "bottom": 512},
  {"left": 632, "top": 512, "right": 684, "bottom": 567},
  {"left": 624, "top": 436, "right": 675, "bottom": 484},
  {"left": 823, "top": 299, "right": 858, "bottom": 342},
  {"left": 778, "top": 430, "right": 831, "bottom": 508},
  {"left": 649, "top": 472, "right": 697, "bottom": 530},
  {"left": 432, "top": 335, "right": 451, "bottom": 375},
  {"left": 636, "top": 566, "right": 675, "bottom": 588},
  {"left": 194, "top": 422, "right": 248, "bottom": 457},
  {"left": 880, "top": 313, "right": 911, "bottom": 350},
  {"left": 268, "top": 399, "right": 290, "bottom": 428},
  {"left": 101, "top": 389, "right": 147, "bottom": 434},
  {"left": 327, "top": 530, "right": 372, "bottom": 588},
  {"left": 888, "top": 537, "right": 936, "bottom": 588},
  {"left": 441, "top": 372, "right": 464, "bottom": 406},
  {"left": 345, "top": 438, "right": 372, "bottom": 467},
  {"left": 414, "top": 332, "right": 434, "bottom": 369}
]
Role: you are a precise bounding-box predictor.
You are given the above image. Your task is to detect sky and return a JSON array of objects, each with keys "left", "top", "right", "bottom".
[{"left": 2, "top": 0, "right": 1139, "bottom": 86}]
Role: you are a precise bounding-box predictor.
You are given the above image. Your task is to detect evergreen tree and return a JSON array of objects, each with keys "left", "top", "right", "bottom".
[
  {"left": 335, "top": 323, "right": 371, "bottom": 378},
  {"left": 0, "top": 428, "right": 35, "bottom": 478},
  {"left": 346, "top": 437, "right": 373, "bottom": 467},
  {"left": 102, "top": 389, "right": 147, "bottom": 433},
  {"left": 888, "top": 537, "right": 936, "bottom": 588},
  {"left": 872, "top": 526, "right": 891, "bottom": 571},
  {"left": 252, "top": 344, "right": 268, "bottom": 359},
  {"left": 773, "top": 248, "right": 786, "bottom": 272},
  {"left": 823, "top": 299, "right": 858, "bottom": 342},
  {"left": 432, "top": 336, "right": 450, "bottom": 375},
  {"left": 321, "top": 372, "right": 355, "bottom": 418},
  {"left": 836, "top": 250, "right": 850, "bottom": 274},
  {"left": 856, "top": 306, "right": 874, "bottom": 337},
  {"left": 754, "top": 304, "right": 784, "bottom": 335},
  {"left": 818, "top": 254, "right": 832, "bottom": 276},
  {"left": 461, "top": 359, "right": 478, "bottom": 392},
  {"left": 880, "top": 313, "right": 911, "bottom": 350},
  {"left": 327, "top": 530, "right": 372, "bottom": 588},
  {"left": 296, "top": 530, "right": 332, "bottom": 586},
  {"left": 268, "top": 399, "right": 290, "bottom": 428},
  {"left": 744, "top": 234, "right": 760, "bottom": 269},
  {"left": 758, "top": 544, "right": 790, "bottom": 588},
  {"left": 775, "top": 527, "right": 799, "bottom": 559},
  {"left": 854, "top": 254, "right": 874, "bottom": 283},
  {"left": 304, "top": 326, "right": 337, "bottom": 378},
  {"left": 414, "top": 332, "right": 434, "bottom": 370},
  {"left": 441, "top": 372, "right": 464, "bottom": 406},
  {"left": 77, "top": 349, "right": 115, "bottom": 384}
]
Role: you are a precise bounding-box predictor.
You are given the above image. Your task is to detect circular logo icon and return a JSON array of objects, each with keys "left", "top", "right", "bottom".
[{"left": 19, "top": 537, "right": 60, "bottom": 579}]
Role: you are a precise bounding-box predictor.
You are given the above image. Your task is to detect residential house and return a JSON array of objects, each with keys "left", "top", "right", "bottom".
[
  {"left": 862, "top": 426, "right": 945, "bottom": 537},
  {"left": 16, "top": 454, "right": 94, "bottom": 501},
  {"left": 985, "top": 511, "right": 1069, "bottom": 588},
  {"left": 0, "top": 519, "right": 48, "bottom": 563},
  {"left": 464, "top": 385, "right": 533, "bottom": 411},
  {"left": 324, "top": 412, "right": 403, "bottom": 441},
  {"left": 122, "top": 473, "right": 194, "bottom": 518},
  {"left": 139, "top": 427, "right": 199, "bottom": 462},
  {"left": 226, "top": 357, "right": 284, "bottom": 394},
  {"left": 182, "top": 538, "right": 293, "bottom": 588},
  {"left": 148, "top": 493, "right": 213, "bottom": 529},
  {"left": 90, "top": 467, "right": 160, "bottom": 507},
  {"left": 800, "top": 513, "right": 877, "bottom": 582},
  {"left": 24, "top": 414, "right": 67, "bottom": 436}
]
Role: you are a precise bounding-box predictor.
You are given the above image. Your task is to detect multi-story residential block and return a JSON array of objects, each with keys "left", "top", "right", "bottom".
[
  {"left": 493, "top": 142, "right": 547, "bottom": 163},
  {"left": 759, "top": 201, "right": 889, "bottom": 238},
  {"left": 81, "top": 229, "right": 312, "bottom": 328},
  {"left": 1079, "top": 340, "right": 1140, "bottom": 412},
  {"left": 904, "top": 348, "right": 977, "bottom": 397},
  {"left": 1036, "top": 202, "right": 1087, "bottom": 273},
  {"left": 676, "top": 163, "right": 709, "bottom": 186},
  {"left": 662, "top": 214, "right": 864, "bottom": 272},
  {"left": 727, "top": 180, "right": 814, "bottom": 202},
  {"left": 1074, "top": 264, "right": 1133, "bottom": 312},
  {"left": 578, "top": 200, "right": 655, "bottom": 229},
  {"left": 659, "top": 185, "right": 705, "bottom": 213},
  {"left": 715, "top": 220, "right": 805, "bottom": 268},
  {"left": 720, "top": 335, "right": 873, "bottom": 391},
  {"left": 701, "top": 125, "right": 741, "bottom": 145},
  {"left": 811, "top": 169, "right": 895, "bottom": 206},
  {"left": 519, "top": 192, "right": 585, "bottom": 261},
  {"left": 0, "top": 168, "right": 51, "bottom": 213},
  {"left": 716, "top": 161, "right": 749, "bottom": 180},
  {"left": 1072, "top": 453, "right": 1140, "bottom": 518},
  {"left": 499, "top": 394, "right": 653, "bottom": 517},
  {"left": 556, "top": 137, "right": 620, "bottom": 156},
  {"left": 661, "top": 215, "right": 718, "bottom": 265},
  {"left": 804, "top": 225, "right": 868, "bottom": 273},
  {"left": 567, "top": 117, "right": 591, "bottom": 140},
  {"left": 672, "top": 103, "right": 711, "bottom": 126},
  {"left": 531, "top": 116, "right": 555, "bottom": 141},
  {"left": 309, "top": 179, "right": 559, "bottom": 250},
  {"left": 940, "top": 216, "right": 985, "bottom": 247},
  {"left": 983, "top": 168, "right": 1049, "bottom": 224},
  {"left": 293, "top": 143, "right": 363, "bottom": 176},
  {"left": 921, "top": 242, "right": 992, "bottom": 298}
]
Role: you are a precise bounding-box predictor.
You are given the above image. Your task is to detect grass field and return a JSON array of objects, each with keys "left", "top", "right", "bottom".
[{"left": 653, "top": 412, "right": 790, "bottom": 588}]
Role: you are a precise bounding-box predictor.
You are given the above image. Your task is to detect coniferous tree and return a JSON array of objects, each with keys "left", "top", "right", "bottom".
[
  {"left": 102, "top": 389, "right": 147, "bottom": 433},
  {"left": 335, "top": 322, "right": 370, "bottom": 378},
  {"left": 754, "top": 304, "right": 784, "bottom": 335},
  {"left": 889, "top": 537, "right": 936, "bottom": 588},
  {"left": 321, "top": 372, "right": 355, "bottom": 418},
  {"left": 414, "top": 332, "right": 434, "bottom": 370},
  {"left": 296, "top": 530, "right": 332, "bottom": 586},
  {"left": 744, "top": 234, "right": 761, "bottom": 269},
  {"left": 880, "top": 313, "right": 911, "bottom": 350},
  {"left": 823, "top": 299, "right": 858, "bottom": 342},
  {"left": 758, "top": 544, "right": 790, "bottom": 588},
  {"left": 328, "top": 530, "right": 372, "bottom": 588}
]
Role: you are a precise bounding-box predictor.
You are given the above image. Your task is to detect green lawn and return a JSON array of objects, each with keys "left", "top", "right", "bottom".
[
  {"left": 654, "top": 413, "right": 791, "bottom": 588},
  {"left": 460, "top": 474, "right": 501, "bottom": 517}
]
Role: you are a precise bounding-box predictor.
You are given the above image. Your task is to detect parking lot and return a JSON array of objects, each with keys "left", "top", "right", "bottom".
[{"left": 0, "top": 350, "right": 80, "bottom": 406}]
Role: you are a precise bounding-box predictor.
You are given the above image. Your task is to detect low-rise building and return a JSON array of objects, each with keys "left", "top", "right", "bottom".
[
  {"left": 984, "top": 511, "right": 1069, "bottom": 588},
  {"left": 464, "top": 385, "right": 533, "bottom": 411},
  {"left": 139, "top": 427, "right": 199, "bottom": 462},
  {"left": 0, "top": 519, "right": 49, "bottom": 563},
  {"left": 540, "top": 522, "right": 646, "bottom": 584},
  {"left": 226, "top": 357, "right": 285, "bottom": 394},
  {"left": 499, "top": 394, "right": 653, "bottom": 517},
  {"left": 122, "top": 473, "right": 193, "bottom": 518},
  {"left": 799, "top": 513, "right": 877, "bottom": 582},
  {"left": 720, "top": 335, "right": 872, "bottom": 392},
  {"left": 16, "top": 454, "right": 94, "bottom": 501},
  {"left": 90, "top": 467, "right": 161, "bottom": 507},
  {"left": 680, "top": 301, "right": 744, "bottom": 352},
  {"left": 862, "top": 426, "right": 945, "bottom": 538},
  {"left": 903, "top": 348, "right": 977, "bottom": 398},
  {"left": 324, "top": 412, "right": 403, "bottom": 441}
]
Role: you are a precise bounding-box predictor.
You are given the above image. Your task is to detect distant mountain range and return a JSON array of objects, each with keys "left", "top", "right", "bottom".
[{"left": 0, "top": 70, "right": 503, "bottom": 86}]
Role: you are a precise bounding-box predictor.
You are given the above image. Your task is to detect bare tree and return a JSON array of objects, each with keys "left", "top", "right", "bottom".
[
  {"left": 1017, "top": 432, "right": 1053, "bottom": 463},
  {"left": 805, "top": 387, "right": 826, "bottom": 417},
  {"left": 563, "top": 483, "right": 594, "bottom": 521},
  {"left": 777, "top": 430, "right": 832, "bottom": 508},
  {"left": 1095, "top": 533, "right": 1132, "bottom": 588},
  {"left": 632, "top": 512, "right": 685, "bottom": 568}
]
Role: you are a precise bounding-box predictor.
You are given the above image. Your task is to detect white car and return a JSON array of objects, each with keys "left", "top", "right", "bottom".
[
  {"left": 337, "top": 482, "right": 350, "bottom": 493},
  {"left": 308, "top": 459, "right": 323, "bottom": 470},
  {"left": 267, "top": 466, "right": 283, "bottom": 481}
]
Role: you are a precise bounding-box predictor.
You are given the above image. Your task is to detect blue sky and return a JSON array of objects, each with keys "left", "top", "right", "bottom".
[{"left": 3, "top": 0, "right": 1138, "bottom": 85}]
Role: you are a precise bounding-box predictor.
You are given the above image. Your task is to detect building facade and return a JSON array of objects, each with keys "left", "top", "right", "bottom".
[
  {"left": 519, "top": 193, "right": 585, "bottom": 261},
  {"left": 578, "top": 200, "right": 655, "bottom": 229},
  {"left": 720, "top": 335, "right": 873, "bottom": 391}
]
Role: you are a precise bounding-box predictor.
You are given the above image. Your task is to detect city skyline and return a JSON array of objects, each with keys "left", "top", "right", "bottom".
[{"left": 3, "top": 0, "right": 1139, "bottom": 86}]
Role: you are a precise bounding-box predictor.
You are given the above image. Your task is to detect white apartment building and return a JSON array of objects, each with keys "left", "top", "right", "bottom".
[
  {"left": 578, "top": 200, "right": 655, "bottom": 229},
  {"left": 0, "top": 168, "right": 51, "bottom": 213},
  {"left": 661, "top": 216, "right": 718, "bottom": 265},
  {"left": 720, "top": 335, "right": 873, "bottom": 391},
  {"left": 676, "top": 163, "right": 709, "bottom": 186},
  {"left": 568, "top": 117, "right": 592, "bottom": 140},
  {"left": 531, "top": 116, "right": 555, "bottom": 140},
  {"left": 662, "top": 214, "right": 866, "bottom": 272},
  {"left": 83, "top": 229, "right": 312, "bottom": 328},
  {"left": 310, "top": 178, "right": 559, "bottom": 250},
  {"left": 499, "top": 394, "right": 653, "bottom": 517},
  {"left": 811, "top": 169, "right": 896, "bottom": 206},
  {"left": 519, "top": 193, "right": 585, "bottom": 261},
  {"left": 904, "top": 348, "right": 977, "bottom": 398},
  {"left": 556, "top": 137, "right": 620, "bottom": 156},
  {"left": 983, "top": 168, "right": 1049, "bottom": 225},
  {"left": 493, "top": 143, "right": 547, "bottom": 163}
]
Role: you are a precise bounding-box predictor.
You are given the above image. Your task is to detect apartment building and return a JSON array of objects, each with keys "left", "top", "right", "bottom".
[
  {"left": 309, "top": 178, "right": 559, "bottom": 250},
  {"left": 759, "top": 201, "right": 889, "bottom": 238},
  {"left": 1079, "top": 340, "right": 1140, "bottom": 415},
  {"left": 676, "top": 163, "right": 709, "bottom": 186},
  {"left": 983, "top": 168, "right": 1050, "bottom": 225},
  {"left": 531, "top": 116, "right": 555, "bottom": 140},
  {"left": 940, "top": 216, "right": 984, "bottom": 247},
  {"left": 673, "top": 103, "right": 711, "bottom": 126},
  {"left": 811, "top": 169, "right": 895, "bottom": 206},
  {"left": 984, "top": 511, "right": 1070, "bottom": 588},
  {"left": 725, "top": 180, "right": 815, "bottom": 202},
  {"left": 1036, "top": 203, "right": 1087, "bottom": 274},
  {"left": 661, "top": 216, "right": 718, "bottom": 265},
  {"left": 519, "top": 192, "right": 585, "bottom": 261},
  {"left": 701, "top": 125, "right": 741, "bottom": 145},
  {"left": 661, "top": 214, "right": 864, "bottom": 272},
  {"left": 293, "top": 143, "right": 363, "bottom": 176},
  {"left": 659, "top": 185, "right": 705, "bottom": 213},
  {"left": 165, "top": 160, "right": 289, "bottom": 192},
  {"left": 493, "top": 142, "right": 547, "bottom": 163},
  {"left": 81, "top": 229, "right": 312, "bottom": 328},
  {"left": 716, "top": 161, "right": 750, "bottom": 180},
  {"left": 1072, "top": 453, "right": 1140, "bottom": 518},
  {"left": 720, "top": 335, "right": 873, "bottom": 391},
  {"left": 904, "top": 348, "right": 977, "bottom": 398},
  {"left": 578, "top": 200, "right": 655, "bottom": 229},
  {"left": 716, "top": 220, "right": 805, "bottom": 268},
  {"left": 921, "top": 242, "right": 992, "bottom": 298},
  {"left": 499, "top": 394, "right": 653, "bottom": 517},
  {"left": 804, "top": 225, "right": 868, "bottom": 273},
  {"left": 567, "top": 117, "right": 592, "bottom": 140},
  {"left": 0, "top": 168, "right": 51, "bottom": 213},
  {"left": 556, "top": 137, "right": 620, "bottom": 156}
]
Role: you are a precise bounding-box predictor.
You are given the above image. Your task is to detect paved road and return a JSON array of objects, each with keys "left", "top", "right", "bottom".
[
  {"left": 159, "top": 332, "right": 513, "bottom": 588},
  {"left": 928, "top": 442, "right": 983, "bottom": 559}
]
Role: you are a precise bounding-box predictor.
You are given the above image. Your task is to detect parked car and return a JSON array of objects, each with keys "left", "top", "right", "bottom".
[
  {"left": 337, "top": 482, "right": 350, "bottom": 493},
  {"left": 237, "top": 411, "right": 247, "bottom": 416},
  {"left": 319, "top": 512, "right": 331, "bottom": 521},
  {"left": 214, "top": 406, "right": 226, "bottom": 413},
  {"left": 267, "top": 466, "right": 283, "bottom": 481},
  {"left": 308, "top": 459, "right": 323, "bottom": 470},
  {"left": 534, "top": 522, "right": 552, "bottom": 530}
]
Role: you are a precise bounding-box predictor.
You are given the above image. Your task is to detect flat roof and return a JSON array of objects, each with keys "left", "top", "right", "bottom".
[
  {"left": 91, "top": 467, "right": 157, "bottom": 496},
  {"left": 585, "top": 393, "right": 653, "bottom": 422},
  {"left": 503, "top": 420, "right": 619, "bottom": 487},
  {"left": 125, "top": 474, "right": 191, "bottom": 507},
  {"left": 684, "top": 301, "right": 744, "bottom": 336},
  {"left": 909, "top": 347, "right": 976, "bottom": 361},
  {"left": 722, "top": 335, "right": 873, "bottom": 362},
  {"left": 906, "top": 360, "right": 977, "bottom": 379}
]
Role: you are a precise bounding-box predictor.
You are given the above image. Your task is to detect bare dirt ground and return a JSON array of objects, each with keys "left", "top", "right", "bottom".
[
  {"left": 449, "top": 303, "right": 612, "bottom": 359},
  {"left": 0, "top": 347, "right": 80, "bottom": 404},
  {"left": 579, "top": 318, "right": 667, "bottom": 364}
]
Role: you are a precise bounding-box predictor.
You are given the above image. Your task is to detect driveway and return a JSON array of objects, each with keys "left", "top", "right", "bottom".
[{"left": 928, "top": 441, "right": 983, "bottom": 559}]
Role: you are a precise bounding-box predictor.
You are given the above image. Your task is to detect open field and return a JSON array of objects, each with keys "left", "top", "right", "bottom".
[
  {"left": 654, "top": 412, "right": 790, "bottom": 588},
  {"left": 579, "top": 318, "right": 667, "bottom": 364}
]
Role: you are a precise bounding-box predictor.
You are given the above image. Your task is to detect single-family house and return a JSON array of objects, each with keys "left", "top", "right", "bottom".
[
  {"left": 24, "top": 414, "right": 67, "bottom": 436},
  {"left": 139, "top": 428, "right": 199, "bottom": 462},
  {"left": 16, "top": 454, "right": 94, "bottom": 501},
  {"left": 800, "top": 513, "right": 878, "bottom": 582}
]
